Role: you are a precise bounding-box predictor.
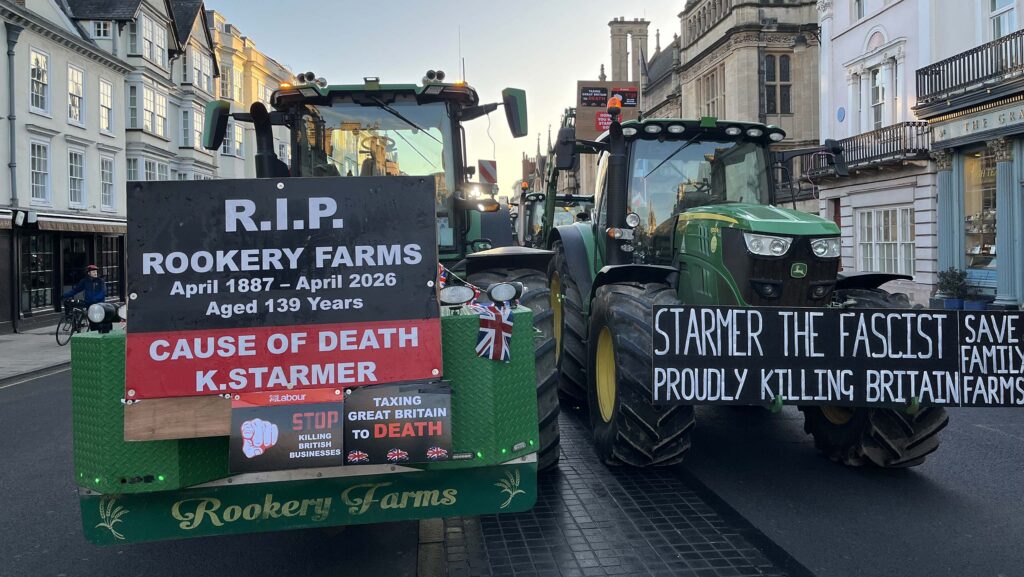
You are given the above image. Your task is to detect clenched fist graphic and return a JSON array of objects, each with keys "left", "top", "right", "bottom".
[{"left": 240, "top": 418, "right": 278, "bottom": 458}]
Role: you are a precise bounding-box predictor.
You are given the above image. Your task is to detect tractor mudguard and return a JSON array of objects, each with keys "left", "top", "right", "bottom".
[
  {"left": 591, "top": 265, "right": 679, "bottom": 302},
  {"left": 550, "top": 225, "right": 595, "bottom": 301},
  {"left": 834, "top": 272, "right": 912, "bottom": 292},
  {"left": 463, "top": 246, "right": 553, "bottom": 277}
]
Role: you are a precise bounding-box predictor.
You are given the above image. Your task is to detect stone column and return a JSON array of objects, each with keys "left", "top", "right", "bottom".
[
  {"left": 818, "top": 0, "right": 834, "bottom": 143},
  {"left": 990, "top": 138, "right": 1018, "bottom": 306},
  {"left": 933, "top": 150, "right": 956, "bottom": 285},
  {"left": 860, "top": 72, "right": 872, "bottom": 133},
  {"left": 846, "top": 72, "right": 858, "bottom": 138},
  {"left": 880, "top": 59, "right": 894, "bottom": 127}
]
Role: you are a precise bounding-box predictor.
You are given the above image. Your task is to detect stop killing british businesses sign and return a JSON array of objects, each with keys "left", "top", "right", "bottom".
[{"left": 125, "top": 177, "right": 441, "bottom": 399}]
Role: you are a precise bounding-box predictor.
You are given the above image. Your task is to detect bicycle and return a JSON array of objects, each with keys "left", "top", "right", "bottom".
[{"left": 56, "top": 300, "right": 90, "bottom": 346}]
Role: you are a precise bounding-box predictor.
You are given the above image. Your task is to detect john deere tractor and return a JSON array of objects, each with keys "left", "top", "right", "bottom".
[{"left": 547, "top": 101, "right": 947, "bottom": 469}]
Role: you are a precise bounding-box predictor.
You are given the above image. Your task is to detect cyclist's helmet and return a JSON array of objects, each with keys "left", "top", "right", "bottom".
[{"left": 85, "top": 264, "right": 99, "bottom": 271}]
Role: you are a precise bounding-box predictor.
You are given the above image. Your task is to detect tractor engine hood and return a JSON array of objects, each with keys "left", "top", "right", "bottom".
[{"left": 682, "top": 204, "right": 840, "bottom": 237}]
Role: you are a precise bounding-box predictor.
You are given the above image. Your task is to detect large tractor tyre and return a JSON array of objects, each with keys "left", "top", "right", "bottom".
[
  {"left": 469, "top": 268, "right": 560, "bottom": 472},
  {"left": 586, "top": 282, "right": 695, "bottom": 467},
  {"left": 549, "top": 241, "right": 588, "bottom": 403},
  {"left": 799, "top": 288, "right": 949, "bottom": 468}
]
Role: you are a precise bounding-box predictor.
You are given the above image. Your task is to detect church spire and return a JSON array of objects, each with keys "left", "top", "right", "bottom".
[{"left": 599, "top": 63, "right": 607, "bottom": 82}]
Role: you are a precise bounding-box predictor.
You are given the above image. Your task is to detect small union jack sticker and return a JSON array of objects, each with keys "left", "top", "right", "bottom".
[
  {"left": 347, "top": 450, "right": 369, "bottom": 464},
  {"left": 437, "top": 263, "right": 448, "bottom": 289},
  {"left": 386, "top": 448, "right": 409, "bottom": 462},
  {"left": 426, "top": 446, "right": 449, "bottom": 460}
]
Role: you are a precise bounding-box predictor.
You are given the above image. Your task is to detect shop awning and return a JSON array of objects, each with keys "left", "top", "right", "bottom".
[{"left": 37, "top": 213, "right": 127, "bottom": 234}]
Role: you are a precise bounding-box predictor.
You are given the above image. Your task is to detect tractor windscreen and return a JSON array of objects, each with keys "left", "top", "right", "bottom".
[
  {"left": 291, "top": 97, "right": 455, "bottom": 211},
  {"left": 630, "top": 138, "right": 771, "bottom": 227}
]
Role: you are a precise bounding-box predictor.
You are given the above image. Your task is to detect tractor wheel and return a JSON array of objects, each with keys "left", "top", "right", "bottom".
[
  {"left": 799, "top": 288, "right": 949, "bottom": 468},
  {"left": 469, "top": 268, "right": 559, "bottom": 472},
  {"left": 586, "top": 282, "right": 695, "bottom": 467},
  {"left": 549, "top": 241, "right": 588, "bottom": 403}
]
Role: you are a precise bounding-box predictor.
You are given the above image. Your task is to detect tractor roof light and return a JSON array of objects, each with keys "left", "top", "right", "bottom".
[
  {"left": 423, "top": 84, "right": 444, "bottom": 95},
  {"left": 769, "top": 131, "right": 785, "bottom": 142},
  {"left": 625, "top": 212, "right": 641, "bottom": 228},
  {"left": 725, "top": 126, "right": 742, "bottom": 136},
  {"left": 667, "top": 124, "right": 685, "bottom": 134},
  {"left": 746, "top": 128, "right": 764, "bottom": 138},
  {"left": 644, "top": 124, "right": 663, "bottom": 134},
  {"left": 622, "top": 127, "right": 638, "bottom": 137}
]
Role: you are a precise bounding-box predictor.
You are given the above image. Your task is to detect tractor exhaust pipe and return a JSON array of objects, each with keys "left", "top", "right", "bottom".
[{"left": 604, "top": 100, "right": 628, "bottom": 266}]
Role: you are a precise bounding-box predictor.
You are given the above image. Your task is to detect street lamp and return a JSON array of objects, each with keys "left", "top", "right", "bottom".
[{"left": 791, "top": 29, "right": 821, "bottom": 54}]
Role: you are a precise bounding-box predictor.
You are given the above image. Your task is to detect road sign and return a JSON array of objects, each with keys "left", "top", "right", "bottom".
[{"left": 478, "top": 160, "right": 497, "bottom": 184}]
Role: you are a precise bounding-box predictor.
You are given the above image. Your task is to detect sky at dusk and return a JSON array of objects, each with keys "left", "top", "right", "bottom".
[{"left": 208, "top": 0, "right": 684, "bottom": 195}]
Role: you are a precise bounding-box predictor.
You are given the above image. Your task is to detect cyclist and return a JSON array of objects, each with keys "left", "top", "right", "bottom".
[{"left": 63, "top": 265, "right": 106, "bottom": 326}]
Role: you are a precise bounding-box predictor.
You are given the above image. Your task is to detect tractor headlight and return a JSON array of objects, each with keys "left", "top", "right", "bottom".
[
  {"left": 487, "top": 282, "right": 523, "bottom": 303},
  {"left": 811, "top": 237, "right": 841, "bottom": 258},
  {"left": 440, "top": 285, "right": 476, "bottom": 306},
  {"left": 743, "top": 233, "right": 792, "bottom": 257},
  {"left": 87, "top": 303, "right": 116, "bottom": 323},
  {"left": 625, "top": 212, "right": 641, "bottom": 228}
]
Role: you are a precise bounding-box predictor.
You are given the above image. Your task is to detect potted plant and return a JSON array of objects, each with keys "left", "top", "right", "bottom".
[{"left": 936, "top": 267, "right": 968, "bottom": 309}]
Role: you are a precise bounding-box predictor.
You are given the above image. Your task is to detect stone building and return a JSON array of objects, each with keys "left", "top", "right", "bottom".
[
  {"left": 0, "top": 0, "right": 131, "bottom": 331},
  {"left": 915, "top": 0, "right": 1024, "bottom": 307},
  {"left": 679, "top": 0, "right": 820, "bottom": 202},
  {"left": 809, "top": 0, "right": 937, "bottom": 305},
  {"left": 207, "top": 10, "right": 292, "bottom": 179}
]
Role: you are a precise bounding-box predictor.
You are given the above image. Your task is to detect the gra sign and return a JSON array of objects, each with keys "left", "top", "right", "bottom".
[{"left": 651, "top": 306, "right": 1024, "bottom": 408}]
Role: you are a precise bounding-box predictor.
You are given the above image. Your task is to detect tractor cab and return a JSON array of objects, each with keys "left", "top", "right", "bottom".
[{"left": 203, "top": 72, "right": 528, "bottom": 261}]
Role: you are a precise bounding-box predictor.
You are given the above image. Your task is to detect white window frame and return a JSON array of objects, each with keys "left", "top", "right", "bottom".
[
  {"left": 68, "top": 148, "right": 86, "bottom": 208},
  {"left": 222, "top": 118, "right": 234, "bottom": 155},
  {"left": 857, "top": 207, "right": 916, "bottom": 276},
  {"left": 142, "top": 86, "right": 167, "bottom": 137},
  {"left": 991, "top": 0, "right": 1017, "bottom": 40},
  {"left": 99, "top": 79, "right": 113, "bottom": 133},
  {"left": 870, "top": 67, "right": 885, "bottom": 130},
  {"left": 67, "top": 64, "right": 85, "bottom": 126},
  {"left": 144, "top": 159, "right": 157, "bottom": 181},
  {"left": 127, "top": 157, "right": 140, "bottom": 181},
  {"left": 221, "top": 66, "right": 232, "bottom": 100},
  {"left": 854, "top": 0, "right": 865, "bottom": 20},
  {"left": 233, "top": 122, "right": 244, "bottom": 157},
  {"left": 30, "top": 140, "right": 51, "bottom": 204},
  {"left": 100, "top": 156, "right": 115, "bottom": 210},
  {"left": 233, "top": 68, "right": 244, "bottom": 102},
  {"left": 194, "top": 107, "right": 205, "bottom": 150},
  {"left": 201, "top": 54, "right": 214, "bottom": 94},
  {"left": 92, "top": 21, "right": 111, "bottom": 39},
  {"left": 157, "top": 163, "right": 169, "bottom": 181},
  {"left": 127, "top": 21, "right": 139, "bottom": 53},
  {"left": 29, "top": 47, "right": 50, "bottom": 115},
  {"left": 181, "top": 109, "right": 190, "bottom": 147}
]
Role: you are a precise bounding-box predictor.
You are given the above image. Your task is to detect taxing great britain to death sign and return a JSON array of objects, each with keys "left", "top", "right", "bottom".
[
  {"left": 652, "top": 306, "right": 1024, "bottom": 408},
  {"left": 126, "top": 177, "right": 440, "bottom": 399}
]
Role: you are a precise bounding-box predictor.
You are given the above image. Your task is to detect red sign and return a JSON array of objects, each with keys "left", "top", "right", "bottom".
[
  {"left": 595, "top": 112, "right": 613, "bottom": 132},
  {"left": 125, "top": 318, "right": 442, "bottom": 399},
  {"left": 478, "top": 160, "right": 497, "bottom": 184}
]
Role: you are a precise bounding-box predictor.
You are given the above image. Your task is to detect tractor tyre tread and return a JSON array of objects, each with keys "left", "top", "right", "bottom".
[{"left": 551, "top": 241, "right": 588, "bottom": 403}]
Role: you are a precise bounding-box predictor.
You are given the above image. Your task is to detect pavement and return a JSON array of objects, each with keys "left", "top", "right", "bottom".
[{"left": 0, "top": 324, "right": 70, "bottom": 385}]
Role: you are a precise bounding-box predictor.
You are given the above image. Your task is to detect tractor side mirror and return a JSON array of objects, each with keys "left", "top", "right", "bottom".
[
  {"left": 502, "top": 88, "right": 528, "bottom": 138},
  {"left": 203, "top": 100, "right": 231, "bottom": 151},
  {"left": 555, "top": 126, "right": 577, "bottom": 170},
  {"left": 824, "top": 138, "right": 849, "bottom": 177}
]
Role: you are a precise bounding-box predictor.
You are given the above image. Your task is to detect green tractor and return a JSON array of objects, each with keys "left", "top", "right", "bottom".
[
  {"left": 204, "top": 72, "right": 560, "bottom": 472},
  {"left": 71, "top": 72, "right": 562, "bottom": 545},
  {"left": 547, "top": 102, "right": 947, "bottom": 469}
]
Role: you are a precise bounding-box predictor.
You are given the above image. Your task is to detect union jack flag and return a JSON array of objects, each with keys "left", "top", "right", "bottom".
[
  {"left": 347, "top": 450, "right": 369, "bottom": 464},
  {"left": 473, "top": 303, "right": 513, "bottom": 362},
  {"left": 386, "top": 448, "right": 409, "bottom": 462},
  {"left": 426, "top": 446, "right": 449, "bottom": 460},
  {"left": 437, "top": 263, "right": 448, "bottom": 289}
]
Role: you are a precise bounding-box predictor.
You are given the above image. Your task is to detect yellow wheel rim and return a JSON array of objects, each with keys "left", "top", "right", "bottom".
[
  {"left": 821, "top": 405, "right": 854, "bottom": 425},
  {"left": 595, "top": 327, "right": 616, "bottom": 423},
  {"left": 550, "top": 273, "right": 562, "bottom": 362}
]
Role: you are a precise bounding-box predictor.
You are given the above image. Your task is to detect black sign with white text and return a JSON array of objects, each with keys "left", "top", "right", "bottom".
[
  {"left": 229, "top": 390, "right": 345, "bottom": 473},
  {"left": 652, "top": 306, "right": 1024, "bottom": 408},
  {"left": 344, "top": 383, "right": 452, "bottom": 465}
]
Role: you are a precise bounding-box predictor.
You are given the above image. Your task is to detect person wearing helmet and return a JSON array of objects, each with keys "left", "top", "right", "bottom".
[{"left": 63, "top": 264, "right": 106, "bottom": 306}]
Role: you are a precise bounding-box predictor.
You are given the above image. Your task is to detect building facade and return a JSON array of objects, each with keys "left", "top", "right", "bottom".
[
  {"left": 916, "top": 0, "right": 1024, "bottom": 308},
  {"left": 810, "top": 0, "right": 936, "bottom": 305},
  {"left": 1, "top": 0, "right": 131, "bottom": 331},
  {"left": 207, "top": 10, "right": 292, "bottom": 179}
]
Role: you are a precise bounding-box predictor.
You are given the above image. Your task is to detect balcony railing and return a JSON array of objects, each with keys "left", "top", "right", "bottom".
[
  {"left": 805, "top": 121, "right": 931, "bottom": 178},
  {"left": 917, "top": 29, "right": 1024, "bottom": 107}
]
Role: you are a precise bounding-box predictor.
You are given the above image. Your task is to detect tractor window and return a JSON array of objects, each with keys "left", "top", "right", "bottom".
[
  {"left": 291, "top": 98, "right": 455, "bottom": 211},
  {"left": 630, "top": 138, "right": 770, "bottom": 229}
]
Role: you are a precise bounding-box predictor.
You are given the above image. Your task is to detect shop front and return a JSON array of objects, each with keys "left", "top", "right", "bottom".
[
  {"left": 7, "top": 212, "right": 126, "bottom": 330},
  {"left": 930, "top": 97, "right": 1024, "bottom": 308}
]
